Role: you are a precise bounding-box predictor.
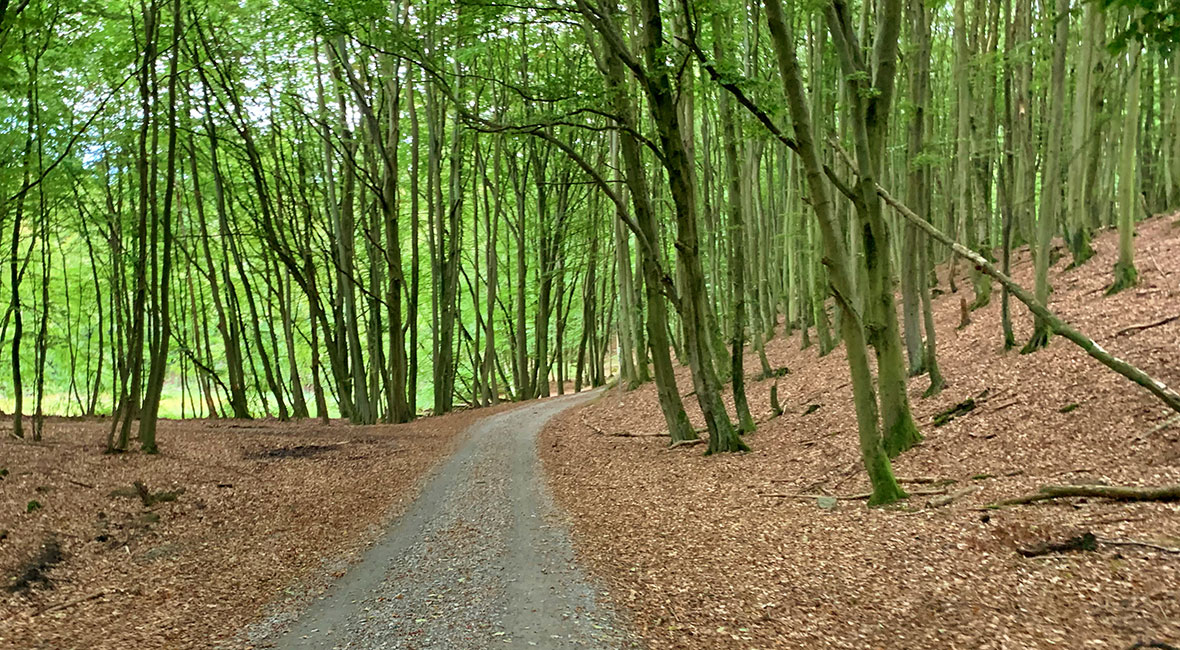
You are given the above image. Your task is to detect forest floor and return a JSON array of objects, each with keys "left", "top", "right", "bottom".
[
  {"left": 0, "top": 400, "right": 520, "bottom": 649},
  {"left": 541, "top": 214, "right": 1180, "bottom": 650}
]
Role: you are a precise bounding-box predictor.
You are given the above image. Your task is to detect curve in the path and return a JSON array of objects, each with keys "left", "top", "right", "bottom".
[{"left": 265, "top": 391, "right": 636, "bottom": 650}]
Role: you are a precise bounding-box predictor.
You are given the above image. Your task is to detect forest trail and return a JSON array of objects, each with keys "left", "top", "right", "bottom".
[{"left": 263, "top": 390, "right": 635, "bottom": 650}]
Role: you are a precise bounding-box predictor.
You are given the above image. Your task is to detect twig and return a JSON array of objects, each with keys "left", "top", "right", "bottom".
[
  {"left": 580, "top": 409, "right": 665, "bottom": 439},
  {"left": 668, "top": 438, "right": 704, "bottom": 449},
  {"left": 1115, "top": 314, "right": 1179, "bottom": 337},
  {"left": 34, "top": 589, "right": 115, "bottom": 617},
  {"left": 830, "top": 460, "right": 862, "bottom": 490},
  {"left": 897, "top": 476, "right": 957, "bottom": 486},
  {"left": 990, "top": 399, "right": 1020, "bottom": 412},
  {"left": 799, "top": 431, "right": 839, "bottom": 446},
  {"left": 761, "top": 488, "right": 948, "bottom": 500},
  {"left": 1143, "top": 248, "right": 1173, "bottom": 296},
  {"left": 927, "top": 485, "right": 981, "bottom": 508},
  {"left": 1127, "top": 639, "right": 1180, "bottom": 650},
  {"left": 1080, "top": 515, "right": 1149, "bottom": 527},
  {"left": 47, "top": 468, "right": 95, "bottom": 489},
  {"left": 1138, "top": 414, "right": 1180, "bottom": 440},
  {"left": 1097, "top": 537, "right": 1180, "bottom": 554},
  {"left": 761, "top": 492, "right": 873, "bottom": 500}
]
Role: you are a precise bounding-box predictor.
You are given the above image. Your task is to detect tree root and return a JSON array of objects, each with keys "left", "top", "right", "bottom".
[
  {"left": 1020, "top": 323, "right": 1052, "bottom": 354},
  {"left": 1106, "top": 260, "right": 1139, "bottom": 295}
]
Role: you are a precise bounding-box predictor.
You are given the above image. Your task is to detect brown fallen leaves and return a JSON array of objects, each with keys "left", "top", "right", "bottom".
[
  {"left": 541, "top": 214, "right": 1180, "bottom": 649},
  {"left": 0, "top": 402, "right": 517, "bottom": 650}
]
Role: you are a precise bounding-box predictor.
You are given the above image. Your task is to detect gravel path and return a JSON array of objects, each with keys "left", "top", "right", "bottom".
[{"left": 265, "top": 392, "right": 637, "bottom": 650}]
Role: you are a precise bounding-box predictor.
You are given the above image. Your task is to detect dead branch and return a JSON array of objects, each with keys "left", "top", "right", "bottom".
[
  {"left": 1097, "top": 537, "right": 1180, "bottom": 554},
  {"left": 34, "top": 589, "right": 114, "bottom": 617},
  {"left": 927, "top": 485, "right": 981, "bottom": 508},
  {"left": 1139, "top": 414, "right": 1180, "bottom": 440},
  {"left": 990, "top": 399, "right": 1020, "bottom": 412},
  {"left": 1127, "top": 641, "right": 1180, "bottom": 650},
  {"left": 799, "top": 431, "right": 838, "bottom": 446},
  {"left": 990, "top": 484, "right": 1180, "bottom": 508},
  {"left": 1018, "top": 532, "right": 1098, "bottom": 557},
  {"left": 580, "top": 410, "right": 664, "bottom": 438},
  {"left": 762, "top": 488, "right": 949, "bottom": 500},
  {"left": 761, "top": 492, "right": 873, "bottom": 500},
  {"left": 46, "top": 468, "right": 96, "bottom": 489},
  {"left": 898, "top": 476, "right": 957, "bottom": 485},
  {"left": 1115, "top": 315, "right": 1179, "bottom": 337}
]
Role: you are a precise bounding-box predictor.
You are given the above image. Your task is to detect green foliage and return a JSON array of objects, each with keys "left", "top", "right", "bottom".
[{"left": 1103, "top": 0, "right": 1180, "bottom": 54}]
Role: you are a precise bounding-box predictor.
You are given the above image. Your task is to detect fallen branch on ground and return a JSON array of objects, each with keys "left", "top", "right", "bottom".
[
  {"left": 1097, "top": 537, "right": 1180, "bottom": 554},
  {"left": 990, "top": 484, "right": 1180, "bottom": 508},
  {"left": 927, "top": 485, "right": 981, "bottom": 508},
  {"left": 580, "top": 410, "right": 666, "bottom": 439},
  {"left": 668, "top": 438, "right": 704, "bottom": 449},
  {"left": 1017, "top": 532, "right": 1180, "bottom": 557},
  {"left": 1139, "top": 414, "right": 1180, "bottom": 440},
  {"left": 761, "top": 488, "right": 948, "bottom": 500},
  {"left": 1018, "top": 532, "right": 1098, "bottom": 557},
  {"left": 34, "top": 589, "right": 114, "bottom": 617},
  {"left": 933, "top": 389, "right": 991, "bottom": 427},
  {"left": 1116, "top": 315, "right": 1179, "bottom": 337},
  {"left": 991, "top": 399, "right": 1020, "bottom": 412},
  {"left": 1127, "top": 641, "right": 1180, "bottom": 650},
  {"left": 799, "top": 431, "right": 838, "bottom": 446},
  {"left": 898, "top": 476, "right": 954, "bottom": 484},
  {"left": 48, "top": 468, "right": 95, "bottom": 489}
]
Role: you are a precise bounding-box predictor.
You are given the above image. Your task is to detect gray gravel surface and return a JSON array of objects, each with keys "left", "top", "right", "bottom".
[{"left": 263, "top": 391, "right": 637, "bottom": 650}]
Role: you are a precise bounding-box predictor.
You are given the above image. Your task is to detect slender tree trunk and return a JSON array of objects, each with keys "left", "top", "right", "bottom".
[
  {"left": 713, "top": 12, "right": 757, "bottom": 434},
  {"left": 1022, "top": 0, "right": 1069, "bottom": 352},
  {"left": 763, "top": 0, "right": 904, "bottom": 503},
  {"left": 139, "top": 0, "right": 183, "bottom": 452},
  {"left": 1110, "top": 36, "right": 1142, "bottom": 294}
]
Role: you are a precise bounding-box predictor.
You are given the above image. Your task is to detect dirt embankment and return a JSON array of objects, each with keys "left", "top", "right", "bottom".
[{"left": 542, "top": 215, "right": 1180, "bottom": 649}]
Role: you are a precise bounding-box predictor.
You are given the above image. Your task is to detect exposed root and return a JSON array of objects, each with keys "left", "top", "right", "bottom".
[
  {"left": 1020, "top": 323, "right": 1052, "bottom": 354},
  {"left": 1106, "top": 261, "right": 1139, "bottom": 295}
]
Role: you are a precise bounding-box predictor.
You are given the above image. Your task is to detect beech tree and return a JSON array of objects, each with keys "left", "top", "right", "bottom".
[{"left": 1, "top": 0, "right": 1177, "bottom": 503}]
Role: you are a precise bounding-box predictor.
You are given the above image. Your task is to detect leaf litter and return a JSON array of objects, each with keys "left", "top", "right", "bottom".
[
  {"left": 0, "top": 401, "right": 519, "bottom": 649},
  {"left": 540, "top": 214, "right": 1180, "bottom": 649}
]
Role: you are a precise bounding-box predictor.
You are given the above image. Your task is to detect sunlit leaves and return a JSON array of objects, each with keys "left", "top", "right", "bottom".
[{"left": 1102, "top": 0, "right": 1180, "bottom": 54}]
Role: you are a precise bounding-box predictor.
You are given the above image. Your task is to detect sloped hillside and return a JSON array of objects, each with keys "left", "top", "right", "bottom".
[{"left": 541, "top": 215, "right": 1180, "bottom": 649}]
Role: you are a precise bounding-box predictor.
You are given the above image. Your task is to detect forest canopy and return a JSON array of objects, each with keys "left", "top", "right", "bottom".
[{"left": 0, "top": 0, "right": 1177, "bottom": 504}]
